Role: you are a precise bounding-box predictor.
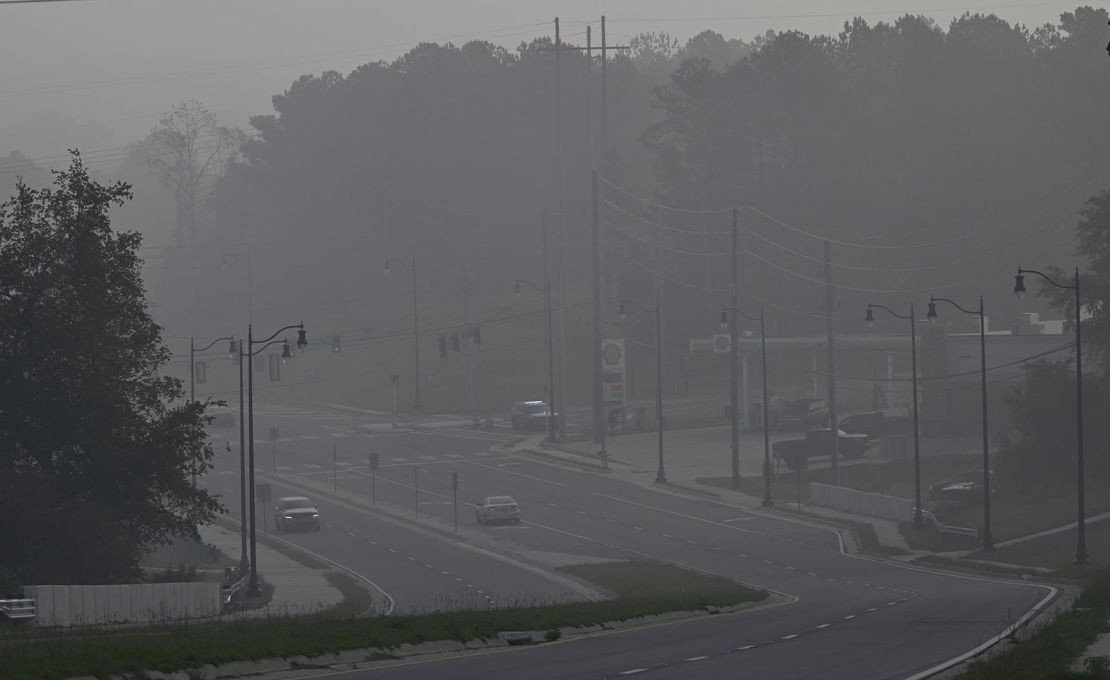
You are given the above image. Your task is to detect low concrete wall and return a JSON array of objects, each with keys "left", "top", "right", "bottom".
[
  {"left": 809, "top": 482, "right": 915, "bottom": 523},
  {"left": 23, "top": 582, "right": 221, "bottom": 626}
]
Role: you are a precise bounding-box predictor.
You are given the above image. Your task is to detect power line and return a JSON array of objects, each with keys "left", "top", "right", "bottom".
[{"left": 745, "top": 206, "right": 977, "bottom": 251}]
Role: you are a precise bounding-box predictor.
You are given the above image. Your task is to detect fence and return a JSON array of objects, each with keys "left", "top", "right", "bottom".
[
  {"left": 22, "top": 582, "right": 221, "bottom": 626},
  {"left": 809, "top": 482, "right": 916, "bottom": 523}
]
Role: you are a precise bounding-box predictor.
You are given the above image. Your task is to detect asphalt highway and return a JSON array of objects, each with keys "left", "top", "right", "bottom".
[{"left": 202, "top": 402, "right": 1057, "bottom": 680}]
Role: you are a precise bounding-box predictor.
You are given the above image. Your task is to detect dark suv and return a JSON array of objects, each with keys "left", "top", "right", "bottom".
[
  {"left": 510, "top": 401, "right": 557, "bottom": 430},
  {"left": 274, "top": 496, "right": 320, "bottom": 532}
]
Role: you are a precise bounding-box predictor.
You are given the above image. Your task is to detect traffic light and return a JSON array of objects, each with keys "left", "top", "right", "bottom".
[
  {"left": 472, "top": 325, "right": 481, "bottom": 345},
  {"left": 331, "top": 334, "right": 341, "bottom": 353},
  {"left": 450, "top": 333, "right": 460, "bottom": 352},
  {"left": 438, "top": 334, "right": 447, "bottom": 359}
]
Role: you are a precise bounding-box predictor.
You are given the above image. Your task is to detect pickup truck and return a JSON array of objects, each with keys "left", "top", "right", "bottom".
[
  {"left": 838, "top": 411, "right": 912, "bottom": 440},
  {"left": 772, "top": 428, "right": 873, "bottom": 471}
]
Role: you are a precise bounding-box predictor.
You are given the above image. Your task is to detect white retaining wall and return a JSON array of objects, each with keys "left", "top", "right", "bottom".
[
  {"left": 22, "top": 582, "right": 221, "bottom": 626},
  {"left": 809, "top": 482, "right": 916, "bottom": 523}
]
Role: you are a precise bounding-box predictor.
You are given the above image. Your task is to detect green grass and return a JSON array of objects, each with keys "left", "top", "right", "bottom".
[
  {"left": 698, "top": 452, "right": 981, "bottom": 505},
  {"left": 965, "top": 521, "right": 1110, "bottom": 576},
  {"left": 0, "top": 560, "right": 765, "bottom": 680},
  {"left": 954, "top": 568, "right": 1110, "bottom": 680},
  {"left": 559, "top": 560, "right": 765, "bottom": 610},
  {"left": 324, "top": 571, "right": 373, "bottom": 618}
]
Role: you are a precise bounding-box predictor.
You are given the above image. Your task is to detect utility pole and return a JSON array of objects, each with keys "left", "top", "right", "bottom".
[
  {"left": 543, "top": 209, "right": 557, "bottom": 442},
  {"left": 587, "top": 25, "right": 594, "bottom": 166},
  {"left": 593, "top": 169, "right": 606, "bottom": 455},
  {"left": 463, "top": 260, "right": 474, "bottom": 416},
  {"left": 601, "top": 15, "right": 608, "bottom": 156},
  {"left": 730, "top": 208, "right": 740, "bottom": 489},
  {"left": 554, "top": 17, "right": 568, "bottom": 441},
  {"left": 598, "top": 16, "right": 630, "bottom": 158},
  {"left": 824, "top": 240, "right": 840, "bottom": 484}
]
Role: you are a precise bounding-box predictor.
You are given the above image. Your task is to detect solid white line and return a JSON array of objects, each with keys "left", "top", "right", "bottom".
[
  {"left": 466, "top": 459, "right": 566, "bottom": 486},
  {"left": 903, "top": 585, "right": 1060, "bottom": 680}
]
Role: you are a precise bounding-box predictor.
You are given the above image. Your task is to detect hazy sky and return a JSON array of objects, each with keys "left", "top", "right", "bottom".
[{"left": 0, "top": 0, "right": 1097, "bottom": 163}]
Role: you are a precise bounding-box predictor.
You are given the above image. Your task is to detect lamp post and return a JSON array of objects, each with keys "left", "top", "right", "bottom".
[
  {"left": 385, "top": 256, "right": 421, "bottom": 410},
  {"left": 866, "top": 303, "right": 923, "bottom": 527},
  {"left": 516, "top": 278, "right": 557, "bottom": 442},
  {"left": 189, "top": 336, "right": 236, "bottom": 403},
  {"left": 719, "top": 306, "right": 773, "bottom": 506},
  {"left": 927, "top": 295, "right": 992, "bottom": 551},
  {"left": 1014, "top": 266, "right": 1087, "bottom": 564},
  {"left": 619, "top": 298, "right": 666, "bottom": 484},
  {"left": 235, "top": 339, "right": 248, "bottom": 575},
  {"left": 247, "top": 322, "right": 308, "bottom": 595}
]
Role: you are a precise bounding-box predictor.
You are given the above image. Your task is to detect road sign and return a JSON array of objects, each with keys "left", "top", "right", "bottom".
[
  {"left": 369, "top": 452, "right": 380, "bottom": 470},
  {"left": 452, "top": 471, "right": 459, "bottom": 491},
  {"left": 269, "top": 427, "right": 279, "bottom": 442},
  {"left": 602, "top": 338, "right": 626, "bottom": 406},
  {"left": 713, "top": 334, "right": 731, "bottom": 354},
  {"left": 257, "top": 483, "right": 271, "bottom": 503}
]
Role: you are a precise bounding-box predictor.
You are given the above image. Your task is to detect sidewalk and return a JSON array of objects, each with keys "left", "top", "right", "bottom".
[{"left": 199, "top": 522, "right": 343, "bottom": 617}]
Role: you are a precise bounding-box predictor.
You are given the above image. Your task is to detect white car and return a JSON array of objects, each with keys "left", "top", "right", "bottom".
[{"left": 476, "top": 496, "right": 521, "bottom": 525}]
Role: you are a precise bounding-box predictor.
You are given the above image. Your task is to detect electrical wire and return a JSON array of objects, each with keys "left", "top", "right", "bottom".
[{"left": 745, "top": 206, "right": 977, "bottom": 251}]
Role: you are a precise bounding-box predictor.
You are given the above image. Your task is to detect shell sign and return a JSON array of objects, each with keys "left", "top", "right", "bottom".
[{"left": 602, "top": 339, "right": 625, "bottom": 406}]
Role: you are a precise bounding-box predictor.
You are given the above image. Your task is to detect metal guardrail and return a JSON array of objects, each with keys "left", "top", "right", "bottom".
[{"left": 0, "top": 597, "right": 35, "bottom": 621}]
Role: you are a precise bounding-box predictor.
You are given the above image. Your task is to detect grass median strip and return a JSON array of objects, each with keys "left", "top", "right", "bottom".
[
  {"left": 954, "top": 568, "right": 1110, "bottom": 680},
  {"left": 0, "top": 560, "right": 764, "bottom": 680}
]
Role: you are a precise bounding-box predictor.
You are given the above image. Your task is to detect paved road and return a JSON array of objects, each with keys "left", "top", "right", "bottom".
[
  {"left": 204, "top": 402, "right": 1056, "bottom": 680},
  {"left": 203, "top": 403, "right": 585, "bottom": 613}
]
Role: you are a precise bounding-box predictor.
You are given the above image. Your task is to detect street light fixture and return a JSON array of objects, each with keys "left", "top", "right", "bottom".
[
  {"left": 188, "top": 335, "right": 235, "bottom": 403},
  {"left": 385, "top": 256, "right": 422, "bottom": 410},
  {"left": 515, "top": 277, "right": 557, "bottom": 442},
  {"left": 246, "top": 321, "right": 308, "bottom": 595},
  {"left": 1014, "top": 266, "right": 1088, "bottom": 564},
  {"left": 618, "top": 299, "right": 667, "bottom": 484},
  {"left": 926, "top": 295, "right": 993, "bottom": 551},
  {"left": 866, "top": 302, "right": 924, "bottom": 527},
  {"left": 719, "top": 306, "right": 773, "bottom": 507}
]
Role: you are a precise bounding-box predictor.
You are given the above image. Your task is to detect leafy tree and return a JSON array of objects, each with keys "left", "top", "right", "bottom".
[
  {"left": 0, "top": 153, "right": 220, "bottom": 588},
  {"left": 132, "top": 100, "right": 244, "bottom": 247}
]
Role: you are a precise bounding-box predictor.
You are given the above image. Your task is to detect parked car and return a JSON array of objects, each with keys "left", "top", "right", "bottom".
[
  {"left": 772, "top": 428, "right": 873, "bottom": 470},
  {"left": 274, "top": 496, "right": 320, "bottom": 532},
  {"left": 776, "top": 398, "right": 830, "bottom": 430},
  {"left": 510, "top": 401, "right": 557, "bottom": 430},
  {"left": 476, "top": 496, "right": 521, "bottom": 525}
]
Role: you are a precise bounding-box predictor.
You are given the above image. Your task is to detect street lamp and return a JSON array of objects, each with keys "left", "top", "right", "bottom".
[
  {"left": 189, "top": 335, "right": 236, "bottom": 403},
  {"left": 516, "top": 278, "right": 557, "bottom": 442},
  {"left": 385, "top": 256, "right": 421, "bottom": 410},
  {"left": 246, "top": 322, "right": 307, "bottom": 595},
  {"left": 719, "top": 306, "right": 773, "bottom": 507},
  {"left": 1014, "top": 266, "right": 1088, "bottom": 564},
  {"left": 927, "top": 295, "right": 993, "bottom": 551},
  {"left": 866, "top": 303, "right": 923, "bottom": 527},
  {"left": 619, "top": 298, "right": 666, "bottom": 484}
]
